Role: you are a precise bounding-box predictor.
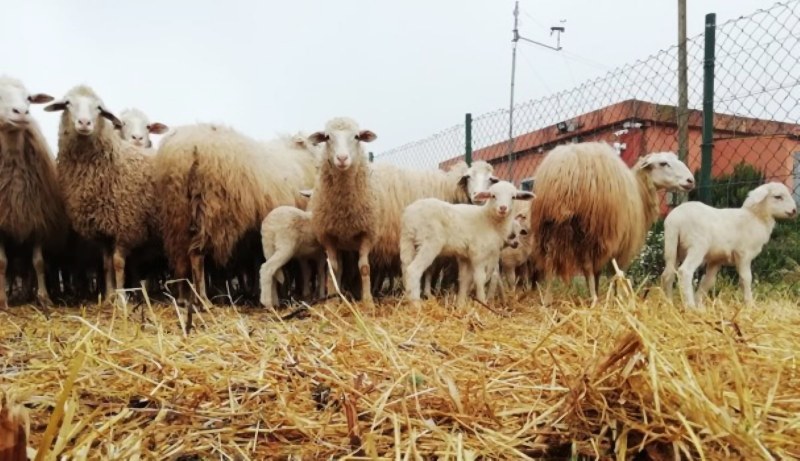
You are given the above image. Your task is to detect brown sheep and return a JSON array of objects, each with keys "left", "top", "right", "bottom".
[
  {"left": 529, "top": 142, "right": 694, "bottom": 305},
  {"left": 44, "top": 84, "right": 159, "bottom": 302},
  {"left": 0, "top": 76, "right": 68, "bottom": 308},
  {"left": 153, "top": 125, "right": 319, "bottom": 304}
]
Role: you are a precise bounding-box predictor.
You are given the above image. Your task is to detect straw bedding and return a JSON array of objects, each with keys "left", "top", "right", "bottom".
[{"left": 0, "top": 286, "right": 798, "bottom": 460}]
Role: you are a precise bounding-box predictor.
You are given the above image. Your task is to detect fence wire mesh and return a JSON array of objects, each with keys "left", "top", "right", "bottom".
[{"left": 375, "top": 1, "right": 800, "bottom": 288}]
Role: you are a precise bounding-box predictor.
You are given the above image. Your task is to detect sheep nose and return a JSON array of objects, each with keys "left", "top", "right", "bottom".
[
  {"left": 791, "top": 208, "right": 797, "bottom": 216},
  {"left": 499, "top": 205, "right": 508, "bottom": 213},
  {"left": 78, "top": 118, "right": 92, "bottom": 128},
  {"left": 686, "top": 178, "right": 695, "bottom": 184},
  {"left": 11, "top": 107, "right": 29, "bottom": 115},
  {"left": 336, "top": 155, "right": 348, "bottom": 163}
]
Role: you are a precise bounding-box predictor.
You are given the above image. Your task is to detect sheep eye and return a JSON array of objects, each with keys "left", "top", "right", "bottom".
[
  {"left": 659, "top": 162, "right": 669, "bottom": 167},
  {"left": 520, "top": 229, "right": 529, "bottom": 235},
  {"left": 774, "top": 195, "right": 783, "bottom": 200}
]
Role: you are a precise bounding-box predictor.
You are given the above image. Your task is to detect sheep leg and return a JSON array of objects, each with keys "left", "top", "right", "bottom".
[
  {"left": 315, "top": 255, "right": 326, "bottom": 299},
  {"left": 189, "top": 251, "right": 209, "bottom": 305},
  {"left": 736, "top": 258, "right": 755, "bottom": 307},
  {"left": 299, "top": 259, "right": 312, "bottom": 300},
  {"left": 322, "top": 244, "right": 340, "bottom": 297},
  {"left": 422, "top": 267, "right": 433, "bottom": 299},
  {"left": 403, "top": 243, "right": 441, "bottom": 305},
  {"left": 357, "top": 239, "right": 374, "bottom": 307},
  {"left": 661, "top": 264, "right": 677, "bottom": 300},
  {"left": 584, "top": 267, "right": 598, "bottom": 307},
  {"left": 102, "top": 248, "right": 115, "bottom": 302},
  {"left": 537, "top": 274, "right": 554, "bottom": 307},
  {"left": 32, "top": 244, "right": 52, "bottom": 307},
  {"left": 0, "top": 243, "right": 7, "bottom": 309},
  {"left": 455, "top": 258, "right": 473, "bottom": 308},
  {"left": 473, "top": 262, "right": 489, "bottom": 305},
  {"left": 694, "top": 262, "right": 720, "bottom": 307},
  {"left": 677, "top": 250, "right": 705, "bottom": 309},
  {"left": 259, "top": 249, "right": 293, "bottom": 308},
  {"left": 113, "top": 247, "right": 128, "bottom": 303}
]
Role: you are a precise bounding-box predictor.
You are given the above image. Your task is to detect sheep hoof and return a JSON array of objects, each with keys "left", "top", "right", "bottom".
[
  {"left": 36, "top": 294, "right": 53, "bottom": 308},
  {"left": 0, "top": 299, "right": 8, "bottom": 309}
]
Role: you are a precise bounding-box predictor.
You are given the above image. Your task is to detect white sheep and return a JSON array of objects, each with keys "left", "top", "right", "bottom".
[
  {"left": 259, "top": 190, "right": 330, "bottom": 308},
  {"left": 661, "top": 182, "right": 797, "bottom": 308},
  {"left": 115, "top": 108, "right": 168, "bottom": 150},
  {"left": 486, "top": 212, "right": 531, "bottom": 300},
  {"left": 400, "top": 180, "right": 534, "bottom": 307}
]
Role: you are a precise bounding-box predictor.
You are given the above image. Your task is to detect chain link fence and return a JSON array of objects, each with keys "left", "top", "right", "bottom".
[{"left": 375, "top": 0, "right": 800, "bottom": 289}]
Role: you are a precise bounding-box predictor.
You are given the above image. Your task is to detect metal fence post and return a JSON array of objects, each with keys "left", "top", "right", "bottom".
[
  {"left": 700, "top": 12, "right": 716, "bottom": 204},
  {"left": 465, "top": 113, "right": 473, "bottom": 166}
]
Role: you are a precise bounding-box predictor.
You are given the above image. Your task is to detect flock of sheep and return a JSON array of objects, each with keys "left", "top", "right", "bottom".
[{"left": 0, "top": 74, "right": 796, "bottom": 312}]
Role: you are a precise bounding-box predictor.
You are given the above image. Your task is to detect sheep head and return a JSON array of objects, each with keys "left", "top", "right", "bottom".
[
  {"left": 459, "top": 160, "right": 500, "bottom": 204},
  {"left": 636, "top": 151, "right": 695, "bottom": 192},
  {"left": 44, "top": 84, "right": 122, "bottom": 137},
  {"left": 308, "top": 117, "right": 376, "bottom": 171},
  {"left": 473, "top": 180, "right": 535, "bottom": 221},
  {"left": 743, "top": 182, "right": 797, "bottom": 219},
  {"left": 0, "top": 76, "right": 53, "bottom": 130},
  {"left": 117, "top": 108, "right": 168, "bottom": 148}
]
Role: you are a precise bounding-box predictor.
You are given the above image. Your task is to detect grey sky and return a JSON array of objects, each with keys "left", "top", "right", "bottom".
[{"left": 1, "top": 0, "right": 775, "bottom": 156}]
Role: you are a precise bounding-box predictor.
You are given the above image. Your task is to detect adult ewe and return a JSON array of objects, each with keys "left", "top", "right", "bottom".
[
  {"left": 154, "top": 126, "right": 319, "bottom": 304},
  {"left": 115, "top": 107, "right": 169, "bottom": 150},
  {"left": 529, "top": 141, "right": 694, "bottom": 305},
  {"left": 0, "top": 76, "right": 67, "bottom": 308},
  {"left": 44, "top": 84, "right": 158, "bottom": 302},
  {"left": 307, "top": 117, "right": 378, "bottom": 307},
  {"left": 661, "top": 182, "right": 797, "bottom": 308}
]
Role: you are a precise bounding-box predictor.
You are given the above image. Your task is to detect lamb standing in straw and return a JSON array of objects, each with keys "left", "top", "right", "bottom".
[
  {"left": 529, "top": 141, "right": 694, "bottom": 305},
  {"left": 661, "top": 182, "right": 797, "bottom": 308}
]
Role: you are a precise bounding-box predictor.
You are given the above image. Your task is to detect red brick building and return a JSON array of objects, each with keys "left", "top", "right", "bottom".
[{"left": 440, "top": 99, "right": 800, "bottom": 214}]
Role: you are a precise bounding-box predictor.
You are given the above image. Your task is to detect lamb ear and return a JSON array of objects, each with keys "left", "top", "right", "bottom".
[
  {"left": 299, "top": 189, "right": 314, "bottom": 198},
  {"left": 43, "top": 100, "right": 68, "bottom": 112},
  {"left": 473, "top": 191, "right": 492, "bottom": 201},
  {"left": 638, "top": 154, "right": 655, "bottom": 170},
  {"left": 743, "top": 185, "right": 770, "bottom": 208},
  {"left": 99, "top": 105, "right": 123, "bottom": 129},
  {"left": 356, "top": 130, "right": 377, "bottom": 142},
  {"left": 28, "top": 93, "right": 54, "bottom": 104},
  {"left": 514, "top": 191, "right": 535, "bottom": 200},
  {"left": 147, "top": 122, "right": 169, "bottom": 134},
  {"left": 308, "top": 132, "right": 328, "bottom": 146},
  {"left": 458, "top": 173, "right": 470, "bottom": 188}
]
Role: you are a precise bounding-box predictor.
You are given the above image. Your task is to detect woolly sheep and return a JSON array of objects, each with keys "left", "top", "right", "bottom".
[
  {"left": 154, "top": 126, "right": 319, "bottom": 304},
  {"left": 400, "top": 180, "right": 535, "bottom": 307},
  {"left": 307, "top": 117, "right": 378, "bottom": 306},
  {"left": 259, "top": 190, "right": 329, "bottom": 308},
  {"left": 0, "top": 76, "right": 67, "bottom": 308},
  {"left": 661, "top": 182, "right": 797, "bottom": 308},
  {"left": 115, "top": 107, "right": 169, "bottom": 150},
  {"left": 529, "top": 142, "right": 695, "bottom": 305},
  {"left": 44, "top": 84, "right": 159, "bottom": 302}
]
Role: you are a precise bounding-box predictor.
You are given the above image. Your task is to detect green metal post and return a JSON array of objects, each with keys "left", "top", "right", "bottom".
[
  {"left": 465, "top": 113, "right": 473, "bottom": 166},
  {"left": 699, "top": 12, "right": 716, "bottom": 204},
  {"left": 368, "top": 151, "right": 374, "bottom": 162}
]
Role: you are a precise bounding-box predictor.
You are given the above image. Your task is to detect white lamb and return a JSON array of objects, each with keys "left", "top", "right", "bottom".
[
  {"left": 258, "top": 190, "right": 330, "bottom": 309},
  {"left": 400, "top": 180, "right": 535, "bottom": 307},
  {"left": 661, "top": 182, "right": 797, "bottom": 308},
  {"left": 115, "top": 108, "right": 168, "bottom": 150},
  {"left": 487, "top": 213, "right": 531, "bottom": 300}
]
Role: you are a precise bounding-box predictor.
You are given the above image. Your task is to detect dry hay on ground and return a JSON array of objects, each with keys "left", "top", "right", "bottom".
[{"left": 0, "top": 286, "right": 798, "bottom": 460}]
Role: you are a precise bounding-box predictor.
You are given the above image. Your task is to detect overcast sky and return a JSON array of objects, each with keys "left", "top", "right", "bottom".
[{"left": 2, "top": 0, "right": 776, "bottom": 156}]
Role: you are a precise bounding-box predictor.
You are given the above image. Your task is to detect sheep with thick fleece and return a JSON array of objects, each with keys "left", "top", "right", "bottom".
[
  {"left": 44, "top": 84, "right": 158, "bottom": 301},
  {"left": 154, "top": 125, "right": 319, "bottom": 304},
  {"left": 0, "top": 76, "right": 68, "bottom": 307},
  {"left": 115, "top": 107, "right": 169, "bottom": 149},
  {"left": 529, "top": 142, "right": 695, "bottom": 305},
  {"left": 307, "top": 117, "right": 378, "bottom": 306},
  {"left": 661, "top": 182, "right": 797, "bottom": 308},
  {"left": 259, "top": 190, "right": 329, "bottom": 308},
  {"left": 400, "top": 180, "right": 534, "bottom": 307}
]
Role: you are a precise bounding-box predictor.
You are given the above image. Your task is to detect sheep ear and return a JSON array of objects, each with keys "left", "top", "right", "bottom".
[
  {"left": 99, "top": 105, "right": 123, "bottom": 129},
  {"left": 458, "top": 173, "right": 470, "bottom": 188},
  {"left": 147, "top": 122, "right": 169, "bottom": 134},
  {"left": 514, "top": 213, "right": 526, "bottom": 221},
  {"left": 308, "top": 132, "right": 328, "bottom": 146},
  {"left": 489, "top": 175, "right": 500, "bottom": 184},
  {"left": 299, "top": 189, "right": 314, "bottom": 198},
  {"left": 43, "top": 100, "right": 68, "bottom": 112},
  {"left": 473, "top": 191, "right": 492, "bottom": 201},
  {"left": 514, "top": 191, "right": 535, "bottom": 200},
  {"left": 356, "top": 130, "right": 377, "bottom": 142},
  {"left": 28, "top": 93, "right": 54, "bottom": 104},
  {"left": 638, "top": 154, "right": 656, "bottom": 170},
  {"left": 743, "top": 186, "right": 770, "bottom": 208}
]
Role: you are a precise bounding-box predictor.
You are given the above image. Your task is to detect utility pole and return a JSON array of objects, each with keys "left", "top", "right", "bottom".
[
  {"left": 507, "top": 1, "right": 564, "bottom": 182},
  {"left": 675, "top": 0, "right": 689, "bottom": 205}
]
